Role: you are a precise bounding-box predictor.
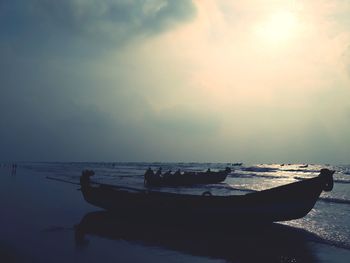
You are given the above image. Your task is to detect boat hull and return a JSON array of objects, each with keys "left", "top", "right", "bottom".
[{"left": 80, "top": 169, "right": 334, "bottom": 224}]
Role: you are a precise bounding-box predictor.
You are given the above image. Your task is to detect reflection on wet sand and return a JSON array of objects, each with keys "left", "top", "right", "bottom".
[{"left": 75, "top": 211, "right": 320, "bottom": 263}]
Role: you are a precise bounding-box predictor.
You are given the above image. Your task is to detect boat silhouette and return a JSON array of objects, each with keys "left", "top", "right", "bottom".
[{"left": 79, "top": 169, "right": 334, "bottom": 224}]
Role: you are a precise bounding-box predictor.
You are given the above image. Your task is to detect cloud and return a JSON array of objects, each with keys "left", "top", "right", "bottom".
[{"left": 0, "top": 0, "right": 196, "bottom": 54}]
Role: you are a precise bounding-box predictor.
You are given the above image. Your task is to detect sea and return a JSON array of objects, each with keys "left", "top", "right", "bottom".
[{"left": 1, "top": 162, "right": 350, "bottom": 263}]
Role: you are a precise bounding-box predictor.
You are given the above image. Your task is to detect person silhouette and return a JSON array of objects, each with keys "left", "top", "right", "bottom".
[
  {"left": 163, "top": 170, "right": 172, "bottom": 178},
  {"left": 144, "top": 167, "right": 155, "bottom": 185},
  {"left": 155, "top": 167, "right": 162, "bottom": 177},
  {"left": 173, "top": 169, "right": 181, "bottom": 176}
]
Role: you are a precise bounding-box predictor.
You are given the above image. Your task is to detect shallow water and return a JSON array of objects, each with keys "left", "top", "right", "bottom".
[{"left": 1, "top": 162, "right": 350, "bottom": 262}]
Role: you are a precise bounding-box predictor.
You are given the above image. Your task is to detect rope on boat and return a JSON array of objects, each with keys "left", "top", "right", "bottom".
[
  {"left": 46, "top": 176, "right": 80, "bottom": 185},
  {"left": 46, "top": 176, "right": 147, "bottom": 193},
  {"left": 95, "top": 182, "right": 146, "bottom": 193}
]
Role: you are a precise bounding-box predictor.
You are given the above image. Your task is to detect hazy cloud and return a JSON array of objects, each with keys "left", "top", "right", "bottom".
[{"left": 0, "top": 0, "right": 196, "bottom": 54}]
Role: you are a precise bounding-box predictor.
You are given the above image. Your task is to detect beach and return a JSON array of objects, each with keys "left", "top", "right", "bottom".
[{"left": 1, "top": 163, "right": 350, "bottom": 263}]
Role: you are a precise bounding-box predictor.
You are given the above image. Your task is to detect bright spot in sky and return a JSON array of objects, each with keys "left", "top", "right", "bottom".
[{"left": 255, "top": 10, "right": 299, "bottom": 45}]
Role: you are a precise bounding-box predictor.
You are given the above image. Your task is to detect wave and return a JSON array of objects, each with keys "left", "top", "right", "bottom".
[
  {"left": 229, "top": 173, "right": 259, "bottom": 178},
  {"left": 284, "top": 169, "right": 320, "bottom": 173},
  {"left": 241, "top": 166, "right": 278, "bottom": 173},
  {"left": 320, "top": 197, "right": 350, "bottom": 205},
  {"left": 203, "top": 184, "right": 255, "bottom": 193},
  {"left": 334, "top": 179, "right": 350, "bottom": 184},
  {"left": 231, "top": 172, "right": 289, "bottom": 179}
]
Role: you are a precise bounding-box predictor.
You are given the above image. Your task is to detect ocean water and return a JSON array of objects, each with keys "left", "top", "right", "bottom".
[
  {"left": 19, "top": 162, "right": 350, "bottom": 248},
  {"left": 2, "top": 162, "right": 350, "bottom": 262}
]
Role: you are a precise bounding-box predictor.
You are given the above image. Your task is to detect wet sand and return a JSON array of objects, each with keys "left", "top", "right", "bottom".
[{"left": 1, "top": 166, "right": 350, "bottom": 263}]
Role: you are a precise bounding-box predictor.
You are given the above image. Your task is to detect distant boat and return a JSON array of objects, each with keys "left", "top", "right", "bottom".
[
  {"left": 232, "top": 162, "right": 243, "bottom": 166},
  {"left": 79, "top": 169, "right": 334, "bottom": 224},
  {"left": 299, "top": 164, "right": 309, "bottom": 168},
  {"left": 144, "top": 167, "right": 231, "bottom": 187}
]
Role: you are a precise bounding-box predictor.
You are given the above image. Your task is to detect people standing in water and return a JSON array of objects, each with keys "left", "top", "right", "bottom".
[{"left": 144, "top": 167, "right": 163, "bottom": 186}]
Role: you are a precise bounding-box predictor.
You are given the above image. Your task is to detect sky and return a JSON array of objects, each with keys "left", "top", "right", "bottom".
[{"left": 1, "top": 0, "right": 350, "bottom": 163}]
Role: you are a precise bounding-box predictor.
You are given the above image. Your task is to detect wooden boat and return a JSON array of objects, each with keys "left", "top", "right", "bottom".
[
  {"left": 79, "top": 169, "right": 334, "bottom": 224},
  {"left": 144, "top": 167, "right": 231, "bottom": 186}
]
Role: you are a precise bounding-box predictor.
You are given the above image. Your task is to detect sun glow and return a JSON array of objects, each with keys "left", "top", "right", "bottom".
[{"left": 256, "top": 10, "right": 299, "bottom": 45}]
